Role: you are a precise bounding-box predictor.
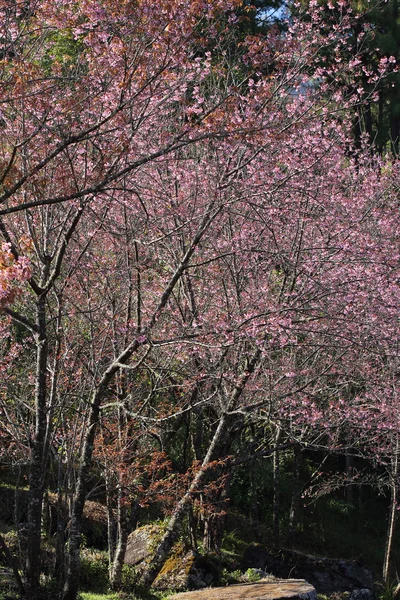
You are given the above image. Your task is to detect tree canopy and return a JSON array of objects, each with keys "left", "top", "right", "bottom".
[{"left": 0, "top": 1, "right": 398, "bottom": 599}]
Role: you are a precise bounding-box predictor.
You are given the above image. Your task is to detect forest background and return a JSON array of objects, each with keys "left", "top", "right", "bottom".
[{"left": 0, "top": 0, "right": 399, "bottom": 599}]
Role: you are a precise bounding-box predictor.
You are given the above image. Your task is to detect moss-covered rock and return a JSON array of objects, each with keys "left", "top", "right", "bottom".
[
  {"left": 153, "top": 550, "right": 221, "bottom": 591},
  {"left": 125, "top": 524, "right": 165, "bottom": 567}
]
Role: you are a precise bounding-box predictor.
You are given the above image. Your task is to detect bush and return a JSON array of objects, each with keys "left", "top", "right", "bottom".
[
  {"left": 80, "top": 549, "right": 109, "bottom": 592},
  {"left": 121, "top": 563, "right": 139, "bottom": 591}
]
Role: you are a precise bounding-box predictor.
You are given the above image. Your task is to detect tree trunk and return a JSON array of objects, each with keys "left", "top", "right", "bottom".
[
  {"left": 272, "top": 424, "right": 281, "bottom": 546},
  {"left": 140, "top": 414, "right": 227, "bottom": 588},
  {"left": 110, "top": 497, "right": 139, "bottom": 590},
  {"left": 106, "top": 474, "right": 117, "bottom": 577},
  {"left": 140, "top": 344, "right": 262, "bottom": 588},
  {"left": 345, "top": 452, "right": 354, "bottom": 505},
  {"left": 288, "top": 444, "right": 302, "bottom": 542},
  {"left": 53, "top": 457, "right": 66, "bottom": 591},
  {"left": 383, "top": 436, "right": 399, "bottom": 585},
  {"left": 25, "top": 296, "right": 49, "bottom": 600},
  {"left": 42, "top": 489, "right": 52, "bottom": 540},
  {"left": 62, "top": 391, "right": 104, "bottom": 600}
]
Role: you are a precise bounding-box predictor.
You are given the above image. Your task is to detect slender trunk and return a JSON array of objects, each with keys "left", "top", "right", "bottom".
[
  {"left": 110, "top": 498, "right": 139, "bottom": 590},
  {"left": 383, "top": 477, "right": 397, "bottom": 585},
  {"left": 288, "top": 444, "right": 302, "bottom": 542},
  {"left": 272, "top": 424, "right": 281, "bottom": 546},
  {"left": 109, "top": 490, "right": 126, "bottom": 590},
  {"left": 378, "top": 90, "right": 384, "bottom": 155},
  {"left": 62, "top": 387, "right": 105, "bottom": 600},
  {"left": 106, "top": 475, "right": 117, "bottom": 577},
  {"left": 42, "top": 490, "right": 51, "bottom": 539},
  {"left": 25, "top": 296, "right": 48, "bottom": 600},
  {"left": 53, "top": 455, "right": 66, "bottom": 588},
  {"left": 140, "top": 414, "right": 227, "bottom": 588},
  {"left": 345, "top": 453, "right": 354, "bottom": 505},
  {"left": 188, "top": 505, "right": 198, "bottom": 550},
  {"left": 383, "top": 436, "right": 399, "bottom": 585}
]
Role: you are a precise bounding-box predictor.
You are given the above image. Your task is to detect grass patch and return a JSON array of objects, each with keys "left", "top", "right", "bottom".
[{"left": 80, "top": 594, "right": 121, "bottom": 600}]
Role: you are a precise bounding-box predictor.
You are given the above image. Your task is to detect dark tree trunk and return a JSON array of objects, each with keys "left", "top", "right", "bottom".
[
  {"left": 345, "top": 453, "right": 355, "bottom": 505},
  {"left": 25, "top": 296, "right": 49, "bottom": 600},
  {"left": 110, "top": 497, "right": 139, "bottom": 590},
  {"left": 288, "top": 444, "right": 302, "bottom": 541},
  {"left": 106, "top": 474, "right": 117, "bottom": 576},
  {"left": 272, "top": 425, "right": 281, "bottom": 546}
]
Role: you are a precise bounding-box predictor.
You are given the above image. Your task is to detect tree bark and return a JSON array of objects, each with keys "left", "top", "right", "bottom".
[
  {"left": 345, "top": 452, "right": 354, "bottom": 505},
  {"left": 106, "top": 474, "right": 117, "bottom": 577},
  {"left": 272, "top": 424, "right": 281, "bottom": 546},
  {"left": 383, "top": 436, "right": 399, "bottom": 585},
  {"left": 110, "top": 496, "right": 139, "bottom": 590},
  {"left": 25, "top": 296, "right": 48, "bottom": 600},
  {"left": 140, "top": 414, "right": 228, "bottom": 588},
  {"left": 288, "top": 444, "right": 302, "bottom": 541}
]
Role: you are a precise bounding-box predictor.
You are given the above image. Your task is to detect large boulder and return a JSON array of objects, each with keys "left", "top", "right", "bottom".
[
  {"left": 153, "top": 550, "right": 221, "bottom": 591},
  {"left": 349, "top": 589, "right": 374, "bottom": 600},
  {"left": 125, "top": 524, "right": 162, "bottom": 566},
  {"left": 241, "top": 546, "right": 373, "bottom": 595},
  {"left": 167, "top": 578, "right": 317, "bottom": 600}
]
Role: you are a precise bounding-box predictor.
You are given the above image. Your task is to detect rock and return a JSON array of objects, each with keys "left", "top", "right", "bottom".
[
  {"left": 125, "top": 524, "right": 162, "bottom": 566},
  {"left": 81, "top": 500, "right": 108, "bottom": 548},
  {"left": 349, "top": 589, "right": 374, "bottom": 600},
  {"left": 241, "top": 546, "right": 373, "bottom": 595},
  {"left": 153, "top": 550, "right": 221, "bottom": 591},
  {"left": 167, "top": 578, "right": 317, "bottom": 600}
]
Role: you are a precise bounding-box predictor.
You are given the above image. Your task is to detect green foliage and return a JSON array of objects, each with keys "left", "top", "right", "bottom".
[
  {"left": 79, "top": 594, "right": 123, "bottom": 600},
  {"left": 324, "top": 498, "right": 355, "bottom": 517},
  {"left": 222, "top": 527, "right": 249, "bottom": 555},
  {"left": 79, "top": 549, "right": 109, "bottom": 593},
  {"left": 220, "top": 567, "right": 242, "bottom": 585},
  {"left": 296, "top": 492, "right": 392, "bottom": 572},
  {"left": 0, "top": 531, "right": 19, "bottom": 565},
  {"left": 120, "top": 563, "right": 139, "bottom": 591},
  {"left": 220, "top": 566, "right": 263, "bottom": 585},
  {"left": 41, "top": 29, "right": 85, "bottom": 78},
  {"left": 230, "top": 459, "right": 273, "bottom": 521},
  {"left": 373, "top": 581, "right": 400, "bottom": 600},
  {"left": 244, "top": 567, "right": 263, "bottom": 582}
]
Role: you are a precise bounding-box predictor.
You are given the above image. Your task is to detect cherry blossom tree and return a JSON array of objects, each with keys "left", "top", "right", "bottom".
[{"left": 0, "top": 0, "right": 398, "bottom": 599}]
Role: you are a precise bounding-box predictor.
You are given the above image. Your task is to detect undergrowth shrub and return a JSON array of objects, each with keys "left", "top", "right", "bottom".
[{"left": 80, "top": 549, "right": 109, "bottom": 592}]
